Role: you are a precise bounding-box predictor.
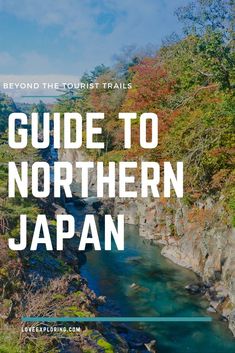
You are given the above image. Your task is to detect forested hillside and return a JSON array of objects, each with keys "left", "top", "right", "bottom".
[{"left": 55, "top": 0, "right": 234, "bottom": 225}]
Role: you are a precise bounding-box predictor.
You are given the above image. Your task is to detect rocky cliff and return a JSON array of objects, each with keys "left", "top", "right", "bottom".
[{"left": 113, "top": 195, "right": 235, "bottom": 335}]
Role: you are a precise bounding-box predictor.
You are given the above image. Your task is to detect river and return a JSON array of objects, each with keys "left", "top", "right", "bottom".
[{"left": 65, "top": 195, "right": 235, "bottom": 353}]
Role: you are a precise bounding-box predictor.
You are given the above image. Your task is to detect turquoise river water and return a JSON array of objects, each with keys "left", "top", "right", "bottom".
[{"left": 66, "top": 199, "right": 235, "bottom": 353}]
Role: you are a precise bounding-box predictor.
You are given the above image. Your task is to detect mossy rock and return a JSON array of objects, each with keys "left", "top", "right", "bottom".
[{"left": 60, "top": 306, "right": 92, "bottom": 317}]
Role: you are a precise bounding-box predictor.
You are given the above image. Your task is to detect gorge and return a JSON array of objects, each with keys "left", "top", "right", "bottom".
[{"left": 60, "top": 147, "right": 235, "bottom": 343}]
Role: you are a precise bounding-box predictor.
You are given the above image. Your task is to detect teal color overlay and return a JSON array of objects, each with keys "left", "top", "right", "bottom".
[{"left": 22, "top": 316, "right": 212, "bottom": 323}]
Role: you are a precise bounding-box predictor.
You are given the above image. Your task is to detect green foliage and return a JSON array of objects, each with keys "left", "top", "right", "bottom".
[
  {"left": 0, "top": 330, "right": 19, "bottom": 353},
  {"left": 83, "top": 348, "right": 98, "bottom": 353},
  {"left": 164, "top": 92, "right": 234, "bottom": 190},
  {"left": 0, "top": 94, "right": 17, "bottom": 133},
  {"left": 0, "top": 329, "right": 59, "bottom": 353},
  {"left": 52, "top": 293, "right": 66, "bottom": 300},
  {"left": 175, "top": 0, "right": 235, "bottom": 90},
  {"left": 60, "top": 305, "right": 92, "bottom": 317},
  {"left": 98, "top": 150, "right": 127, "bottom": 164},
  {"left": 175, "top": 0, "right": 234, "bottom": 37},
  {"left": 83, "top": 64, "right": 110, "bottom": 83},
  {"left": 25, "top": 338, "right": 59, "bottom": 353},
  {"left": 33, "top": 100, "right": 48, "bottom": 126},
  {"left": 97, "top": 338, "right": 114, "bottom": 353}
]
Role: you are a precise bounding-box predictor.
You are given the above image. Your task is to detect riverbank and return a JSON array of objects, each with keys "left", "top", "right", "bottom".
[{"left": 21, "top": 196, "right": 136, "bottom": 352}]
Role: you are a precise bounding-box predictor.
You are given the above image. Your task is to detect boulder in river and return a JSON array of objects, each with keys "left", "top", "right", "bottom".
[
  {"left": 73, "top": 198, "right": 86, "bottom": 208},
  {"left": 207, "top": 306, "right": 216, "bottom": 313},
  {"left": 144, "top": 340, "right": 157, "bottom": 353},
  {"left": 130, "top": 283, "right": 140, "bottom": 290},
  {"left": 129, "top": 283, "right": 149, "bottom": 293},
  {"left": 185, "top": 283, "right": 206, "bottom": 294},
  {"left": 97, "top": 296, "right": 106, "bottom": 304}
]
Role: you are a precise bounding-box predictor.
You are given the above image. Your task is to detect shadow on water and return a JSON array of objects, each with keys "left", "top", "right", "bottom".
[{"left": 66, "top": 200, "right": 235, "bottom": 353}]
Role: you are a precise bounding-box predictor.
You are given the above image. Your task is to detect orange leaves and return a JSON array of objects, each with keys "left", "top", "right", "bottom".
[
  {"left": 211, "top": 169, "right": 230, "bottom": 189},
  {"left": 208, "top": 147, "right": 230, "bottom": 157},
  {"left": 123, "top": 57, "right": 175, "bottom": 112},
  {"left": 121, "top": 57, "right": 177, "bottom": 155},
  {"left": 187, "top": 207, "right": 214, "bottom": 229}
]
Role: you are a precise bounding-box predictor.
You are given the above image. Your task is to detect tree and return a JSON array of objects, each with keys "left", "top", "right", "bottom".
[
  {"left": 36, "top": 100, "right": 47, "bottom": 125},
  {"left": 89, "top": 70, "right": 126, "bottom": 153},
  {"left": 0, "top": 94, "right": 17, "bottom": 133},
  {"left": 121, "top": 56, "right": 175, "bottom": 155},
  {"left": 175, "top": 0, "right": 235, "bottom": 89},
  {"left": 175, "top": 0, "right": 234, "bottom": 36}
]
